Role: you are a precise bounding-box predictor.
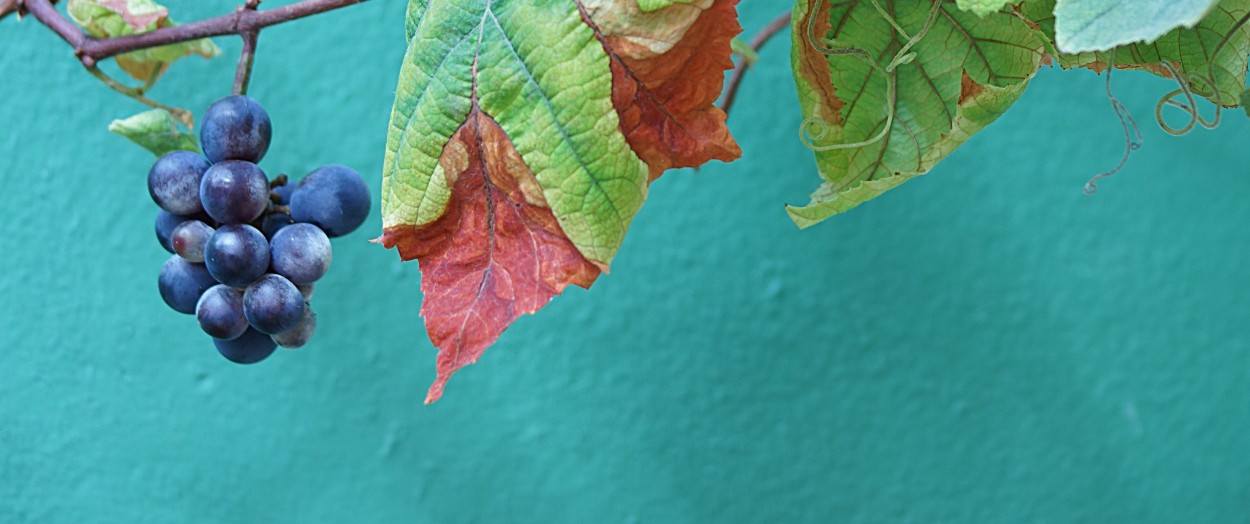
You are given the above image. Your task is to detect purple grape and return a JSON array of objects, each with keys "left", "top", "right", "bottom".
[
  {"left": 155, "top": 210, "right": 186, "bottom": 253},
  {"left": 272, "top": 306, "right": 316, "bottom": 349},
  {"left": 172, "top": 220, "right": 214, "bottom": 263},
  {"left": 290, "top": 165, "right": 371, "bottom": 237},
  {"left": 214, "top": 327, "right": 277, "bottom": 364},
  {"left": 200, "top": 95, "right": 272, "bottom": 164},
  {"left": 196, "top": 285, "right": 248, "bottom": 340},
  {"left": 204, "top": 224, "right": 269, "bottom": 288},
  {"left": 243, "top": 274, "right": 306, "bottom": 335},
  {"left": 260, "top": 211, "right": 294, "bottom": 239},
  {"left": 148, "top": 151, "right": 211, "bottom": 215},
  {"left": 158, "top": 256, "right": 217, "bottom": 314},
  {"left": 200, "top": 160, "right": 270, "bottom": 224},
  {"left": 270, "top": 223, "right": 332, "bottom": 284}
]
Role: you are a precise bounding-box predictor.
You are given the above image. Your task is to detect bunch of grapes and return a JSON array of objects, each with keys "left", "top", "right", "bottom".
[{"left": 151, "top": 95, "right": 371, "bottom": 364}]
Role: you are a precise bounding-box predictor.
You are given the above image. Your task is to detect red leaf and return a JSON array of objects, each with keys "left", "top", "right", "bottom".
[
  {"left": 580, "top": 0, "right": 743, "bottom": 181},
  {"left": 379, "top": 111, "right": 602, "bottom": 403}
]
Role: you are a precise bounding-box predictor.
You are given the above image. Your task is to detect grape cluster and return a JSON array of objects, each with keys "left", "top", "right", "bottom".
[{"left": 151, "top": 95, "right": 371, "bottom": 364}]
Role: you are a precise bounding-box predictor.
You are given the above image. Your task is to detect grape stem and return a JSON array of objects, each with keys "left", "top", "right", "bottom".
[
  {"left": 719, "top": 11, "right": 792, "bottom": 117},
  {"left": 85, "top": 65, "right": 195, "bottom": 127},
  {"left": 19, "top": 0, "right": 368, "bottom": 67},
  {"left": 233, "top": 1, "right": 262, "bottom": 96}
]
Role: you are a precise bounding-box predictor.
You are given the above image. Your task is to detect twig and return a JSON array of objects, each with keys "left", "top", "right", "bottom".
[
  {"left": 719, "top": 11, "right": 792, "bottom": 116},
  {"left": 234, "top": 30, "right": 259, "bottom": 95},
  {"left": 22, "top": 0, "right": 368, "bottom": 66},
  {"left": 84, "top": 66, "right": 195, "bottom": 127},
  {"left": 233, "top": 0, "right": 262, "bottom": 95}
]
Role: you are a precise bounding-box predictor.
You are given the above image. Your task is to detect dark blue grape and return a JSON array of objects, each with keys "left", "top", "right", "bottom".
[
  {"left": 196, "top": 285, "right": 248, "bottom": 340},
  {"left": 270, "top": 223, "right": 332, "bottom": 284},
  {"left": 290, "top": 165, "right": 371, "bottom": 237},
  {"left": 158, "top": 256, "right": 218, "bottom": 314},
  {"left": 200, "top": 95, "right": 272, "bottom": 164},
  {"left": 272, "top": 306, "right": 316, "bottom": 349},
  {"left": 214, "top": 327, "right": 277, "bottom": 364},
  {"left": 260, "top": 211, "right": 294, "bottom": 239},
  {"left": 243, "top": 274, "right": 306, "bottom": 334},
  {"left": 155, "top": 210, "right": 186, "bottom": 253},
  {"left": 172, "top": 220, "right": 214, "bottom": 263},
  {"left": 200, "top": 160, "right": 270, "bottom": 224},
  {"left": 204, "top": 224, "right": 269, "bottom": 288},
  {"left": 148, "top": 151, "right": 211, "bottom": 215}
]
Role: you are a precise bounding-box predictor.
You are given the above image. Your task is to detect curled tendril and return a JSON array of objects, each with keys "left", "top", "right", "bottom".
[
  {"left": 1087, "top": 9, "right": 1250, "bottom": 194},
  {"left": 799, "top": 0, "right": 942, "bottom": 153},
  {"left": 1085, "top": 58, "right": 1144, "bottom": 195},
  {"left": 1154, "top": 61, "right": 1220, "bottom": 135},
  {"left": 1151, "top": 10, "right": 1250, "bottom": 136}
]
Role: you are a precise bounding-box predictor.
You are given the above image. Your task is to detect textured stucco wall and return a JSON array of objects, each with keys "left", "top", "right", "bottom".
[{"left": 3, "top": 2, "right": 1250, "bottom": 522}]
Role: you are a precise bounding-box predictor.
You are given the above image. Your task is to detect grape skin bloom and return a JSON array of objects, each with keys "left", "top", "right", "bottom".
[
  {"left": 200, "top": 95, "right": 272, "bottom": 164},
  {"left": 243, "top": 274, "right": 307, "bottom": 335},
  {"left": 148, "top": 151, "right": 212, "bottom": 215},
  {"left": 200, "top": 160, "right": 271, "bottom": 225},
  {"left": 271, "top": 223, "right": 332, "bottom": 284}
]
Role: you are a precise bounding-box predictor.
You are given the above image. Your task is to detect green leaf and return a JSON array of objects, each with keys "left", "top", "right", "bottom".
[
  {"left": 788, "top": 0, "right": 1044, "bottom": 227},
  {"left": 382, "top": 0, "right": 649, "bottom": 266},
  {"left": 787, "top": 79, "right": 1031, "bottom": 228},
  {"left": 1053, "top": 0, "right": 1222, "bottom": 53},
  {"left": 1242, "top": 88, "right": 1250, "bottom": 116},
  {"left": 108, "top": 108, "right": 200, "bottom": 157},
  {"left": 637, "top": 0, "right": 697, "bottom": 13},
  {"left": 67, "top": 0, "right": 220, "bottom": 86},
  {"left": 1021, "top": 0, "right": 1250, "bottom": 106},
  {"left": 954, "top": 0, "right": 1012, "bottom": 16}
]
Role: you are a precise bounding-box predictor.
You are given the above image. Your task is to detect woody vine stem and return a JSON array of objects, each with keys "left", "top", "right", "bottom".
[
  {"left": 4, "top": 0, "right": 791, "bottom": 125},
  {"left": 3, "top": 0, "right": 369, "bottom": 124}
]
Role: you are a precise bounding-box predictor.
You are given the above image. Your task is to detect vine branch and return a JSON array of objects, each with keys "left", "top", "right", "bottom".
[
  {"left": 20, "top": 0, "right": 368, "bottom": 67},
  {"left": 720, "top": 11, "right": 792, "bottom": 116},
  {"left": 233, "top": 0, "right": 263, "bottom": 96}
]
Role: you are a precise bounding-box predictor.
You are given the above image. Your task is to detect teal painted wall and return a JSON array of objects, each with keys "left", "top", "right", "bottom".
[{"left": 3, "top": 2, "right": 1250, "bottom": 522}]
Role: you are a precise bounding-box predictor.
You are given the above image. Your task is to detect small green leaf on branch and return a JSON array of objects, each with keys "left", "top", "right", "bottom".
[
  {"left": 108, "top": 108, "right": 200, "bottom": 157},
  {"left": 68, "top": 0, "right": 220, "bottom": 85}
]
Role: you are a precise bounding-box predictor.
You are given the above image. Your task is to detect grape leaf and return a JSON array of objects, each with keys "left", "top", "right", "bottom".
[
  {"left": 1020, "top": 0, "right": 1250, "bottom": 106},
  {"left": 381, "top": 0, "right": 739, "bottom": 402},
  {"left": 787, "top": 0, "right": 1045, "bottom": 227},
  {"left": 1052, "top": 0, "right": 1222, "bottom": 53},
  {"left": 637, "top": 0, "right": 698, "bottom": 13},
  {"left": 383, "top": 111, "right": 602, "bottom": 404},
  {"left": 68, "top": 0, "right": 220, "bottom": 86},
  {"left": 108, "top": 108, "right": 200, "bottom": 156},
  {"left": 581, "top": 0, "right": 742, "bottom": 180},
  {"left": 955, "top": 0, "right": 1012, "bottom": 17}
]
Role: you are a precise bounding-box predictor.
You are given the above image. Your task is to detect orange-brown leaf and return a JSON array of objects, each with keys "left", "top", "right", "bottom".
[
  {"left": 580, "top": 0, "right": 743, "bottom": 181},
  {"left": 380, "top": 111, "right": 601, "bottom": 404},
  {"left": 793, "top": 0, "right": 843, "bottom": 126}
]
